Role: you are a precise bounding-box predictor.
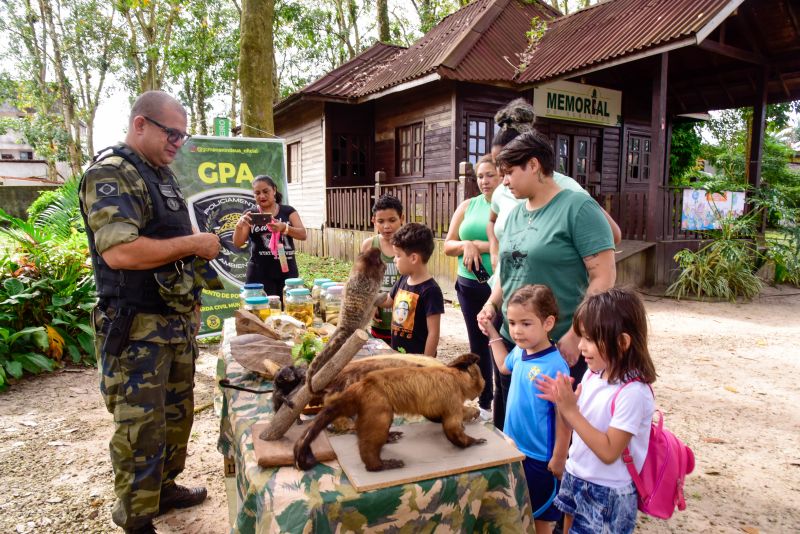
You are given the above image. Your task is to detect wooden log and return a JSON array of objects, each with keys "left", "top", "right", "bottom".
[
  {"left": 235, "top": 309, "right": 280, "bottom": 339},
  {"left": 259, "top": 329, "right": 369, "bottom": 441},
  {"left": 262, "top": 359, "right": 282, "bottom": 377}
]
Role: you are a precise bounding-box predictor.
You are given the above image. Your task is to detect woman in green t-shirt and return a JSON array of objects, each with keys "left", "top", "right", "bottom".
[
  {"left": 478, "top": 131, "right": 616, "bottom": 395},
  {"left": 444, "top": 154, "right": 502, "bottom": 421}
]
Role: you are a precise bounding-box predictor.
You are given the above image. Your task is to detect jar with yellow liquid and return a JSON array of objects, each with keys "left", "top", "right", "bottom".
[
  {"left": 243, "top": 296, "right": 271, "bottom": 321},
  {"left": 285, "top": 288, "right": 314, "bottom": 326},
  {"left": 321, "top": 285, "right": 343, "bottom": 325},
  {"left": 267, "top": 295, "right": 282, "bottom": 314},
  {"left": 283, "top": 277, "right": 305, "bottom": 304},
  {"left": 240, "top": 283, "right": 266, "bottom": 308},
  {"left": 311, "top": 278, "right": 332, "bottom": 318}
]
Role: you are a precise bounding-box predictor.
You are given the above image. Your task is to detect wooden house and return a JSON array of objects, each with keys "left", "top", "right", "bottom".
[{"left": 274, "top": 0, "right": 800, "bottom": 290}]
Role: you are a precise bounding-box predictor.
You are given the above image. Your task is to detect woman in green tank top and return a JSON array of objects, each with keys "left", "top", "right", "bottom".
[{"left": 444, "top": 154, "right": 503, "bottom": 419}]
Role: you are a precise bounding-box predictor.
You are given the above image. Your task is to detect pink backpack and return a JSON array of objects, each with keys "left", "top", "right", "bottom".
[{"left": 611, "top": 381, "right": 695, "bottom": 519}]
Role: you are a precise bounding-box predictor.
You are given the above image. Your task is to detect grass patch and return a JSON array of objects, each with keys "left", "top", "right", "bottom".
[{"left": 296, "top": 251, "right": 352, "bottom": 283}]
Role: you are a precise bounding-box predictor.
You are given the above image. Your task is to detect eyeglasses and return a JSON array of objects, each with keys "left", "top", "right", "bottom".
[{"left": 144, "top": 116, "right": 191, "bottom": 144}]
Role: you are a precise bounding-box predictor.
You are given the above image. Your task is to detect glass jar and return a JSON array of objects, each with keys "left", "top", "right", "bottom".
[
  {"left": 311, "top": 278, "right": 332, "bottom": 318},
  {"left": 243, "top": 296, "right": 271, "bottom": 321},
  {"left": 267, "top": 295, "right": 282, "bottom": 314},
  {"left": 240, "top": 283, "right": 266, "bottom": 307},
  {"left": 285, "top": 288, "right": 314, "bottom": 326},
  {"left": 282, "top": 277, "right": 305, "bottom": 305},
  {"left": 321, "top": 285, "right": 343, "bottom": 325}
]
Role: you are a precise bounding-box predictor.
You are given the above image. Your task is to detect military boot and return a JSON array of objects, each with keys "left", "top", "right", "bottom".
[
  {"left": 124, "top": 522, "right": 158, "bottom": 534},
  {"left": 158, "top": 484, "right": 208, "bottom": 514}
]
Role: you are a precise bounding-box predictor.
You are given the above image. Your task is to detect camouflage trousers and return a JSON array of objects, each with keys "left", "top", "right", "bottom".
[{"left": 93, "top": 307, "right": 198, "bottom": 530}]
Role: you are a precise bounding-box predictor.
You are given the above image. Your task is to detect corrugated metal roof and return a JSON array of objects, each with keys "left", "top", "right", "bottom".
[
  {"left": 517, "top": 0, "right": 737, "bottom": 83},
  {"left": 444, "top": 0, "right": 558, "bottom": 82},
  {"left": 355, "top": 0, "right": 497, "bottom": 95},
  {"left": 281, "top": 0, "right": 759, "bottom": 105},
  {"left": 299, "top": 42, "right": 406, "bottom": 99}
]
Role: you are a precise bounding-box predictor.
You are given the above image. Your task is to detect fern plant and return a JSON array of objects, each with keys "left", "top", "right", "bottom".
[{"left": 667, "top": 211, "right": 762, "bottom": 302}]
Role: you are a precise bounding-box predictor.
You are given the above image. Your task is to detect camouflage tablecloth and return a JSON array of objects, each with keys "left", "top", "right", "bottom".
[{"left": 217, "top": 318, "right": 534, "bottom": 533}]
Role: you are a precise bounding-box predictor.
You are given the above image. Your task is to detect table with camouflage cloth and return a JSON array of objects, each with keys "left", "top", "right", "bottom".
[{"left": 217, "top": 318, "right": 534, "bottom": 533}]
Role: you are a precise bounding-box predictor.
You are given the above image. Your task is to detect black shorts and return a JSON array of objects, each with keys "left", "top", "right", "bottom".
[{"left": 522, "top": 456, "right": 561, "bottom": 521}]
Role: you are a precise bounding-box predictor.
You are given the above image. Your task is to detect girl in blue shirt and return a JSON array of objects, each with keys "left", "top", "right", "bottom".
[{"left": 480, "top": 284, "right": 570, "bottom": 534}]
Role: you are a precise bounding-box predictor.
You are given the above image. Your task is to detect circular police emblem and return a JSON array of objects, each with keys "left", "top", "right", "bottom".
[
  {"left": 206, "top": 315, "right": 221, "bottom": 329},
  {"left": 186, "top": 188, "right": 256, "bottom": 287},
  {"left": 166, "top": 198, "right": 181, "bottom": 211}
]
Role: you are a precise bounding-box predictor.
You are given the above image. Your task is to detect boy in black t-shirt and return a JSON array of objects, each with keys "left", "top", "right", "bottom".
[{"left": 378, "top": 223, "right": 444, "bottom": 356}]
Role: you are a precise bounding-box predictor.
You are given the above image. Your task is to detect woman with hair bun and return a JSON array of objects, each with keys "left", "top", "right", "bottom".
[
  {"left": 233, "top": 175, "right": 307, "bottom": 298},
  {"left": 481, "top": 99, "right": 620, "bottom": 429}
]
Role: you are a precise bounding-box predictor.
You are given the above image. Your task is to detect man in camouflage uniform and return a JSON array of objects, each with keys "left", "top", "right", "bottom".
[{"left": 79, "top": 91, "right": 221, "bottom": 534}]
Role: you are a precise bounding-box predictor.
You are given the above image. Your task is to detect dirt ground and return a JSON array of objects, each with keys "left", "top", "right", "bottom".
[{"left": 1, "top": 287, "right": 799, "bottom": 534}]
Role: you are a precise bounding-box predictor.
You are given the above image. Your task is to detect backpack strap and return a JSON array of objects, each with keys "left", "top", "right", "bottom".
[{"left": 611, "top": 379, "right": 654, "bottom": 501}]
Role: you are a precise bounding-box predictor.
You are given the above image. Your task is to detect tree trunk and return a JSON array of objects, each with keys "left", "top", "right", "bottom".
[
  {"left": 239, "top": 0, "right": 275, "bottom": 137},
  {"left": 272, "top": 48, "right": 280, "bottom": 108},
  {"left": 230, "top": 79, "right": 239, "bottom": 130},
  {"left": 377, "top": 0, "right": 390, "bottom": 42}
]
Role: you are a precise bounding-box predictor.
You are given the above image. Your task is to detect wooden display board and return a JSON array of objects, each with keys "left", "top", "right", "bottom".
[
  {"left": 328, "top": 421, "right": 524, "bottom": 492},
  {"left": 252, "top": 420, "right": 336, "bottom": 468}
]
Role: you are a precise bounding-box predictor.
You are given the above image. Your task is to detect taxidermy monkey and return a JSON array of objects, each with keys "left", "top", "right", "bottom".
[
  {"left": 272, "top": 365, "right": 306, "bottom": 412},
  {"left": 306, "top": 248, "right": 385, "bottom": 393},
  {"left": 294, "top": 353, "right": 487, "bottom": 472}
]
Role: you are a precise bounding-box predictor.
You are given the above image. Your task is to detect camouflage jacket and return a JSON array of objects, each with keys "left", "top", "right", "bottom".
[{"left": 81, "top": 145, "right": 220, "bottom": 338}]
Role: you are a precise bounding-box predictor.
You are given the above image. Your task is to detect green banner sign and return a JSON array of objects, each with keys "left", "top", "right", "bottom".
[
  {"left": 214, "top": 116, "right": 231, "bottom": 137},
  {"left": 172, "top": 135, "right": 286, "bottom": 334}
]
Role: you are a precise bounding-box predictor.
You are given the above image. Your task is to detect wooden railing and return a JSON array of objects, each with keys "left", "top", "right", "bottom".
[
  {"left": 326, "top": 185, "right": 374, "bottom": 232},
  {"left": 326, "top": 178, "right": 461, "bottom": 238},
  {"left": 597, "top": 191, "right": 649, "bottom": 241},
  {"left": 597, "top": 187, "right": 705, "bottom": 242},
  {"left": 661, "top": 186, "right": 704, "bottom": 241}
]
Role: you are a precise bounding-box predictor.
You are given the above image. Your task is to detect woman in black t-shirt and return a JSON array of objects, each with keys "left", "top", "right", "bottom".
[{"left": 233, "top": 175, "right": 307, "bottom": 298}]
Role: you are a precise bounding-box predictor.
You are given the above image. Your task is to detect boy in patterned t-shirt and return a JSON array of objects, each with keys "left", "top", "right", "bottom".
[
  {"left": 378, "top": 223, "right": 444, "bottom": 356},
  {"left": 360, "top": 195, "right": 404, "bottom": 341}
]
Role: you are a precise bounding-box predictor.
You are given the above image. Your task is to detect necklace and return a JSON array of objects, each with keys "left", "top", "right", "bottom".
[{"left": 525, "top": 205, "right": 540, "bottom": 228}]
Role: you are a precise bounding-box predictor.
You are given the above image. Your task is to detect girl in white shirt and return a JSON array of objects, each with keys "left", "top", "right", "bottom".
[{"left": 536, "top": 288, "right": 656, "bottom": 534}]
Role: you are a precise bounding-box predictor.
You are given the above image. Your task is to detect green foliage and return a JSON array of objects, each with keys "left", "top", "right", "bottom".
[
  {"left": 291, "top": 332, "right": 325, "bottom": 364},
  {"left": 666, "top": 213, "right": 762, "bottom": 302},
  {"left": 525, "top": 17, "right": 548, "bottom": 46},
  {"left": 669, "top": 122, "right": 702, "bottom": 184},
  {"left": 0, "top": 181, "right": 95, "bottom": 391},
  {"left": 296, "top": 252, "right": 352, "bottom": 283}
]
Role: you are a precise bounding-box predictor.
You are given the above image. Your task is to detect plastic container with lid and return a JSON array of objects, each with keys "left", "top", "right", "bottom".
[
  {"left": 282, "top": 277, "right": 305, "bottom": 304},
  {"left": 243, "top": 296, "right": 271, "bottom": 321},
  {"left": 311, "top": 278, "right": 332, "bottom": 318},
  {"left": 285, "top": 288, "right": 314, "bottom": 326},
  {"left": 321, "top": 285, "right": 343, "bottom": 325},
  {"left": 240, "top": 283, "right": 266, "bottom": 307}
]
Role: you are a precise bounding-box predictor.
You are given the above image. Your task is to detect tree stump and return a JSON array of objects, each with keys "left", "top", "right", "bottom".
[{"left": 259, "top": 329, "right": 369, "bottom": 441}]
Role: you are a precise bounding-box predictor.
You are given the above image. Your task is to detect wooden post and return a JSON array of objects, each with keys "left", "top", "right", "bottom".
[
  {"left": 647, "top": 53, "right": 668, "bottom": 244},
  {"left": 748, "top": 66, "right": 768, "bottom": 232},
  {"left": 259, "top": 329, "right": 369, "bottom": 441},
  {"left": 374, "top": 170, "right": 385, "bottom": 203},
  {"left": 458, "top": 161, "right": 473, "bottom": 205},
  {"left": 748, "top": 67, "right": 768, "bottom": 190}
]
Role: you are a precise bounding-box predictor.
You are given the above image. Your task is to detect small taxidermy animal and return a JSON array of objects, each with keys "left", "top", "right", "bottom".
[
  {"left": 272, "top": 365, "right": 306, "bottom": 412},
  {"left": 294, "top": 353, "right": 486, "bottom": 472},
  {"left": 306, "top": 248, "right": 385, "bottom": 393}
]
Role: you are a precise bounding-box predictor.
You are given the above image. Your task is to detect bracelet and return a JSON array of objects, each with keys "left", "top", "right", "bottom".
[
  {"left": 282, "top": 223, "right": 290, "bottom": 235},
  {"left": 488, "top": 337, "right": 504, "bottom": 345}
]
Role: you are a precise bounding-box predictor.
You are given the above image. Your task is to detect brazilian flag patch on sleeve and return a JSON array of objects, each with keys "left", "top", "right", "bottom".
[{"left": 96, "top": 181, "right": 119, "bottom": 197}]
